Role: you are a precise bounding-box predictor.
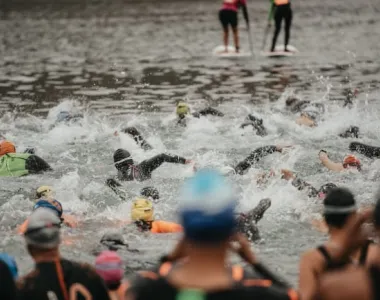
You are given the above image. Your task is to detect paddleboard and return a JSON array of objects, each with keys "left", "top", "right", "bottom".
[
  {"left": 212, "top": 45, "right": 251, "bottom": 58},
  {"left": 261, "top": 45, "right": 298, "bottom": 57}
]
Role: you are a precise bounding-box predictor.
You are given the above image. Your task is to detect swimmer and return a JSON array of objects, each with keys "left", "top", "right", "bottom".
[
  {"left": 218, "top": 0, "right": 249, "bottom": 53},
  {"left": 281, "top": 169, "right": 337, "bottom": 199},
  {"left": 130, "top": 198, "right": 183, "bottom": 233},
  {"left": 140, "top": 186, "right": 160, "bottom": 203},
  {"left": 55, "top": 110, "right": 83, "bottom": 124},
  {"left": 237, "top": 198, "right": 272, "bottom": 241},
  {"left": 114, "top": 126, "right": 153, "bottom": 151},
  {"left": 240, "top": 114, "right": 268, "bottom": 136},
  {"left": 92, "top": 231, "right": 139, "bottom": 256},
  {"left": 269, "top": 0, "right": 293, "bottom": 52},
  {"left": 176, "top": 102, "right": 224, "bottom": 127},
  {"left": 234, "top": 145, "right": 291, "bottom": 175},
  {"left": 111, "top": 148, "right": 194, "bottom": 182},
  {"left": 319, "top": 150, "right": 361, "bottom": 172},
  {"left": 0, "top": 140, "right": 52, "bottom": 177},
  {"left": 298, "top": 188, "right": 376, "bottom": 300},
  {"left": 18, "top": 195, "right": 78, "bottom": 234},
  {"left": 350, "top": 141, "right": 380, "bottom": 159}
]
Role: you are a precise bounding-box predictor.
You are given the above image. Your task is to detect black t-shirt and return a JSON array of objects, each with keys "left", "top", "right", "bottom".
[
  {"left": 0, "top": 260, "right": 17, "bottom": 300},
  {"left": 16, "top": 259, "right": 110, "bottom": 300},
  {"left": 129, "top": 276, "right": 296, "bottom": 300}
]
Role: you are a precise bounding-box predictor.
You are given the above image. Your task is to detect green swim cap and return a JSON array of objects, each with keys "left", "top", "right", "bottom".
[{"left": 176, "top": 102, "right": 189, "bottom": 116}]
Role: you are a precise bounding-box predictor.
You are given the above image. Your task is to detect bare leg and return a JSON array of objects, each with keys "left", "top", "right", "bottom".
[
  {"left": 223, "top": 29, "right": 229, "bottom": 52},
  {"left": 232, "top": 27, "right": 239, "bottom": 52}
]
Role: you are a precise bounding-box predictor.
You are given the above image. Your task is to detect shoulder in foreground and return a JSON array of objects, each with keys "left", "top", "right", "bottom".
[
  {"left": 62, "top": 259, "right": 99, "bottom": 278},
  {"left": 16, "top": 269, "right": 39, "bottom": 289}
]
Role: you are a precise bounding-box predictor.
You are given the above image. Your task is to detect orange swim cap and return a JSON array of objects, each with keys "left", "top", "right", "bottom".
[
  {"left": 343, "top": 155, "right": 361, "bottom": 171},
  {"left": 0, "top": 140, "right": 16, "bottom": 156}
]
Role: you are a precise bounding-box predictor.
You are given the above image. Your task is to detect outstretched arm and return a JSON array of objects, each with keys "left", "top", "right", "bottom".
[
  {"left": 120, "top": 127, "right": 153, "bottom": 151},
  {"left": 319, "top": 151, "right": 344, "bottom": 172},
  {"left": 350, "top": 142, "right": 380, "bottom": 159},
  {"left": 234, "top": 145, "right": 278, "bottom": 175},
  {"left": 196, "top": 107, "right": 224, "bottom": 117},
  {"left": 139, "top": 153, "right": 190, "bottom": 176}
]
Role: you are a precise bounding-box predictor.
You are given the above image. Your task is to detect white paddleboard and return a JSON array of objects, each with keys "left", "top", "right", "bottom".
[
  {"left": 212, "top": 45, "right": 251, "bottom": 58},
  {"left": 261, "top": 45, "right": 298, "bottom": 57}
]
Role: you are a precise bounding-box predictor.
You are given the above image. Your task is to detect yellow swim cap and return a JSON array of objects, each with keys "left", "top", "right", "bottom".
[
  {"left": 35, "top": 186, "right": 54, "bottom": 200},
  {"left": 176, "top": 102, "right": 189, "bottom": 116},
  {"left": 131, "top": 198, "right": 154, "bottom": 222}
]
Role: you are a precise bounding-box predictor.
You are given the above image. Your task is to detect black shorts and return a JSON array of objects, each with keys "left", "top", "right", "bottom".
[{"left": 219, "top": 9, "right": 238, "bottom": 29}]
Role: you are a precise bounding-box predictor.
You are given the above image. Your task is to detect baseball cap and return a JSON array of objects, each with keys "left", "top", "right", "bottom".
[
  {"left": 24, "top": 208, "right": 61, "bottom": 249},
  {"left": 179, "top": 169, "right": 237, "bottom": 243}
]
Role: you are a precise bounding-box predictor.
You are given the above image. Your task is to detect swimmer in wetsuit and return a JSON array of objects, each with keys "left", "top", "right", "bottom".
[
  {"left": 269, "top": 0, "right": 293, "bottom": 52},
  {"left": 237, "top": 198, "right": 271, "bottom": 242},
  {"left": 111, "top": 149, "right": 193, "bottom": 182},
  {"left": 350, "top": 142, "right": 380, "bottom": 159},
  {"left": 240, "top": 114, "right": 268, "bottom": 136},
  {"left": 219, "top": 0, "right": 249, "bottom": 53},
  {"left": 0, "top": 140, "right": 52, "bottom": 177},
  {"left": 176, "top": 102, "right": 224, "bottom": 127}
]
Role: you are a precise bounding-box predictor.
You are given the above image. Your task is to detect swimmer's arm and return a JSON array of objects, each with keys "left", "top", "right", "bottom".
[
  {"left": 319, "top": 157, "right": 345, "bottom": 172},
  {"left": 121, "top": 127, "right": 153, "bottom": 151},
  {"left": 234, "top": 146, "right": 278, "bottom": 175},
  {"left": 299, "top": 251, "right": 325, "bottom": 300},
  {"left": 291, "top": 177, "right": 319, "bottom": 197},
  {"left": 197, "top": 107, "right": 224, "bottom": 117},
  {"left": 154, "top": 220, "right": 183, "bottom": 233},
  {"left": 350, "top": 142, "right": 380, "bottom": 159}
]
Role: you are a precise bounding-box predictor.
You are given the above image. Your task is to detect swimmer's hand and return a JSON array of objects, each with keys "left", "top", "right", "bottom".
[
  {"left": 281, "top": 169, "right": 295, "bottom": 180},
  {"left": 276, "top": 145, "right": 293, "bottom": 152},
  {"left": 230, "top": 233, "right": 257, "bottom": 265},
  {"left": 185, "top": 159, "right": 197, "bottom": 171},
  {"left": 319, "top": 150, "right": 328, "bottom": 161},
  {"left": 114, "top": 130, "right": 119, "bottom": 136}
]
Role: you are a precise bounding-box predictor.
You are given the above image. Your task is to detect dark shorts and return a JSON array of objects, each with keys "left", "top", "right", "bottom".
[{"left": 219, "top": 9, "right": 238, "bottom": 29}]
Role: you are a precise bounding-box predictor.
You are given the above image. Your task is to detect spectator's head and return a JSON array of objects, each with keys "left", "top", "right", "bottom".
[
  {"left": 323, "top": 188, "right": 357, "bottom": 230},
  {"left": 24, "top": 208, "right": 62, "bottom": 259},
  {"left": 179, "top": 169, "right": 237, "bottom": 250}
]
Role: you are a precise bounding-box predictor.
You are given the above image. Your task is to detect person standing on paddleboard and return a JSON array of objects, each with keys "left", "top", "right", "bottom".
[
  {"left": 219, "top": 0, "right": 249, "bottom": 53},
  {"left": 269, "top": 0, "right": 293, "bottom": 52}
]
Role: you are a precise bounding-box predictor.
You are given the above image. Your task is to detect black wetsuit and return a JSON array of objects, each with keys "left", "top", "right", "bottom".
[
  {"left": 350, "top": 142, "right": 380, "bottom": 159},
  {"left": 0, "top": 260, "right": 16, "bottom": 300},
  {"left": 270, "top": 1, "right": 293, "bottom": 52},
  {"left": 240, "top": 114, "right": 268, "bottom": 137},
  {"left": 237, "top": 198, "right": 271, "bottom": 242},
  {"left": 178, "top": 107, "right": 224, "bottom": 127},
  {"left": 117, "top": 154, "right": 187, "bottom": 182},
  {"left": 25, "top": 155, "right": 52, "bottom": 174},
  {"left": 120, "top": 127, "right": 153, "bottom": 150},
  {"left": 370, "top": 266, "right": 380, "bottom": 300},
  {"left": 16, "top": 259, "right": 110, "bottom": 300},
  {"left": 234, "top": 145, "right": 278, "bottom": 175}
]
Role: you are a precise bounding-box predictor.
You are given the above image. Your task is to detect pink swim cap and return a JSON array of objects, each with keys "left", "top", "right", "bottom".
[{"left": 95, "top": 251, "right": 123, "bottom": 284}]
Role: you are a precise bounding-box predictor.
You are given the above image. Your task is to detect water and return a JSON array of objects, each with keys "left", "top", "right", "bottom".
[{"left": 1, "top": 0, "right": 380, "bottom": 285}]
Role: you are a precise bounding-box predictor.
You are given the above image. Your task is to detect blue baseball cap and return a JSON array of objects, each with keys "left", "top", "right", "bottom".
[
  {"left": 33, "top": 199, "right": 63, "bottom": 218},
  {"left": 179, "top": 169, "right": 237, "bottom": 243},
  {"left": 0, "top": 253, "right": 18, "bottom": 279}
]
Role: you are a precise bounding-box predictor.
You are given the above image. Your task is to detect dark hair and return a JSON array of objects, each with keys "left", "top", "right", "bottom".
[
  {"left": 323, "top": 188, "right": 356, "bottom": 229},
  {"left": 107, "top": 282, "right": 121, "bottom": 291},
  {"left": 374, "top": 196, "right": 380, "bottom": 229}
]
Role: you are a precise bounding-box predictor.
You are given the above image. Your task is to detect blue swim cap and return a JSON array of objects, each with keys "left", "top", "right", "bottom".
[
  {"left": 179, "top": 169, "right": 237, "bottom": 243},
  {"left": 33, "top": 199, "right": 63, "bottom": 218},
  {"left": 56, "top": 111, "right": 71, "bottom": 122},
  {"left": 0, "top": 253, "right": 18, "bottom": 279}
]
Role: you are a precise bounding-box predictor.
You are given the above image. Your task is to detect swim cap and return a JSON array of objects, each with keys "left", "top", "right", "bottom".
[
  {"left": 35, "top": 186, "right": 54, "bottom": 200},
  {"left": 176, "top": 102, "right": 189, "bottom": 116},
  {"left": 131, "top": 198, "right": 154, "bottom": 222},
  {"left": 0, "top": 140, "right": 16, "bottom": 156},
  {"left": 56, "top": 111, "right": 71, "bottom": 122},
  {"left": 318, "top": 183, "right": 337, "bottom": 200},
  {"left": 179, "top": 169, "right": 237, "bottom": 243},
  {"left": 95, "top": 251, "right": 123, "bottom": 284},
  {"left": 0, "top": 253, "right": 18, "bottom": 279},
  {"left": 323, "top": 188, "right": 357, "bottom": 215},
  {"left": 140, "top": 187, "right": 160, "bottom": 201},
  {"left": 33, "top": 199, "right": 63, "bottom": 218},
  {"left": 343, "top": 155, "right": 361, "bottom": 171},
  {"left": 113, "top": 149, "right": 134, "bottom": 170},
  {"left": 24, "top": 208, "right": 61, "bottom": 249}
]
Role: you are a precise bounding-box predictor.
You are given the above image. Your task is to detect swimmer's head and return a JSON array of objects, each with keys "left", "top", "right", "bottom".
[
  {"left": 131, "top": 198, "right": 154, "bottom": 222},
  {"left": 56, "top": 111, "right": 72, "bottom": 122},
  {"left": 140, "top": 187, "right": 160, "bottom": 202},
  {"left": 0, "top": 140, "right": 16, "bottom": 156},
  {"left": 113, "top": 149, "right": 134, "bottom": 171},
  {"left": 35, "top": 186, "right": 54, "bottom": 200},
  {"left": 176, "top": 102, "right": 189, "bottom": 118},
  {"left": 33, "top": 199, "right": 63, "bottom": 219},
  {"left": 285, "top": 97, "right": 300, "bottom": 107},
  {"left": 318, "top": 183, "right": 337, "bottom": 200},
  {"left": 343, "top": 155, "right": 361, "bottom": 171},
  {"left": 301, "top": 110, "right": 318, "bottom": 121},
  {"left": 95, "top": 251, "right": 123, "bottom": 289},
  {"left": 323, "top": 188, "right": 357, "bottom": 229}
]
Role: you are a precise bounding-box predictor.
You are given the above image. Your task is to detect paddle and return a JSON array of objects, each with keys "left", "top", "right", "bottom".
[
  {"left": 247, "top": 23, "right": 254, "bottom": 57},
  {"left": 262, "top": 22, "right": 271, "bottom": 51}
]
